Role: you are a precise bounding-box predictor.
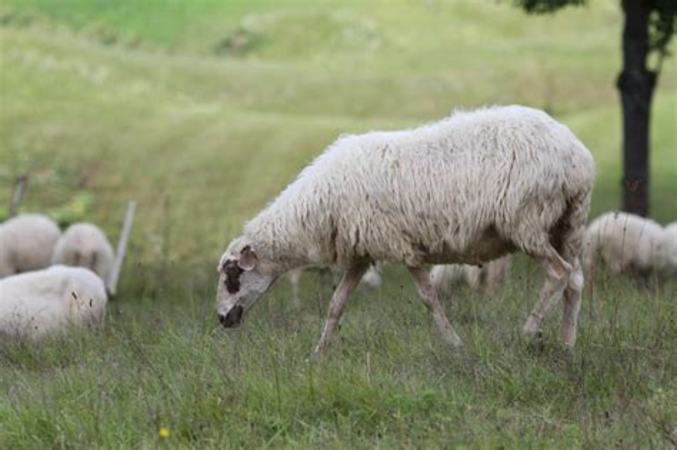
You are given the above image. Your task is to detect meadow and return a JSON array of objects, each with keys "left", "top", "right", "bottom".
[{"left": 0, "top": 0, "right": 676, "bottom": 447}]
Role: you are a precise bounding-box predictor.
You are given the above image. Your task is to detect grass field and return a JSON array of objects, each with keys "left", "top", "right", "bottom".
[{"left": 0, "top": 0, "right": 676, "bottom": 448}]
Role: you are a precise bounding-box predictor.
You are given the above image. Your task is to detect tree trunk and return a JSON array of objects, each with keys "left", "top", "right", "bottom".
[{"left": 617, "top": 0, "right": 656, "bottom": 217}]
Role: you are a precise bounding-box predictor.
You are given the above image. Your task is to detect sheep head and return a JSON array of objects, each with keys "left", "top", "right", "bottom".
[{"left": 216, "top": 237, "right": 277, "bottom": 328}]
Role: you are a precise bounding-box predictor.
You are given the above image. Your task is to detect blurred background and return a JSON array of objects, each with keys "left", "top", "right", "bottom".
[{"left": 1, "top": 0, "right": 675, "bottom": 289}]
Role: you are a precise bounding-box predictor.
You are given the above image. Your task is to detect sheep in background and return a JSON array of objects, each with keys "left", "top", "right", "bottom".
[
  {"left": 430, "top": 255, "right": 511, "bottom": 296},
  {"left": 287, "top": 263, "right": 382, "bottom": 305},
  {"left": 359, "top": 263, "right": 383, "bottom": 289},
  {"left": 0, "top": 265, "right": 107, "bottom": 340},
  {"left": 0, "top": 214, "right": 61, "bottom": 278},
  {"left": 51, "top": 223, "right": 115, "bottom": 289},
  {"left": 463, "top": 256, "right": 511, "bottom": 294},
  {"left": 429, "top": 264, "right": 465, "bottom": 292},
  {"left": 583, "top": 212, "right": 664, "bottom": 278},
  {"left": 661, "top": 222, "right": 677, "bottom": 274},
  {"left": 215, "top": 105, "right": 595, "bottom": 354}
]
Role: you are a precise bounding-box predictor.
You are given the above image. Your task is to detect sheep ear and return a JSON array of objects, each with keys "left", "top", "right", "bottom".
[{"left": 238, "top": 245, "right": 258, "bottom": 271}]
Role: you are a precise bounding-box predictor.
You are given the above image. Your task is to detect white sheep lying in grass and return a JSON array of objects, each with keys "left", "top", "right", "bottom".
[
  {"left": 215, "top": 105, "right": 595, "bottom": 354},
  {"left": 663, "top": 223, "right": 677, "bottom": 274},
  {"left": 287, "top": 263, "right": 382, "bottom": 305},
  {"left": 0, "top": 214, "right": 61, "bottom": 278},
  {"left": 583, "top": 212, "right": 665, "bottom": 277},
  {"left": 0, "top": 265, "right": 107, "bottom": 340},
  {"left": 51, "top": 223, "right": 115, "bottom": 289},
  {"left": 430, "top": 255, "right": 511, "bottom": 296}
]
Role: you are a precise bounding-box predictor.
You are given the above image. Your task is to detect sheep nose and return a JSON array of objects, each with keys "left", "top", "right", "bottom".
[
  {"left": 219, "top": 305, "right": 244, "bottom": 328},
  {"left": 218, "top": 313, "right": 229, "bottom": 327}
]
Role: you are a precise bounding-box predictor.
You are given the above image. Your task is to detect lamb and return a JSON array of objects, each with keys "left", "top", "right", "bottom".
[
  {"left": 582, "top": 212, "right": 665, "bottom": 277},
  {"left": 0, "top": 214, "right": 61, "bottom": 278},
  {"left": 0, "top": 265, "right": 107, "bottom": 340},
  {"left": 663, "top": 223, "right": 677, "bottom": 274},
  {"left": 430, "top": 255, "right": 511, "bottom": 296},
  {"left": 215, "top": 105, "right": 595, "bottom": 354},
  {"left": 287, "top": 263, "right": 382, "bottom": 305},
  {"left": 51, "top": 223, "right": 115, "bottom": 289}
]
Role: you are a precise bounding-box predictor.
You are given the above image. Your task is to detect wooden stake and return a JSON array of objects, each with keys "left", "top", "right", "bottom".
[
  {"left": 9, "top": 175, "right": 28, "bottom": 217},
  {"left": 108, "top": 200, "right": 136, "bottom": 296}
]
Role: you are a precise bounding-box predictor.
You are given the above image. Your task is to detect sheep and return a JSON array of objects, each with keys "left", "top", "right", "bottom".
[
  {"left": 51, "top": 223, "right": 115, "bottom": 290},
  {"left": 0, "top": 214, "right": 61, "bottom": 278},
  {"left": 287, "top": 263, "right": 382, "bottom": 305},
  {"left": 0, "top": 265, "right": 107, "bottom": 340},
  {"left": 215, "top": 105, "right": 595, "bottom": 354},
  {"left": 582, "top": 212, "right": 665, "bottom": 278},
  {"left": 430, "top": 255, "right": 511, "bottom": 296},
  {"left": 663, "top": 223, "right": 677, "bottom": 274},
  {"left": 360, "top": 263, "right": 383, "bottom": 289}
]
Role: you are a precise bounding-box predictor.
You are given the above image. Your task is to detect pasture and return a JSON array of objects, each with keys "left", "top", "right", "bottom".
[{"left": 0, "top": 0, "right": 676, "bottom": 447}]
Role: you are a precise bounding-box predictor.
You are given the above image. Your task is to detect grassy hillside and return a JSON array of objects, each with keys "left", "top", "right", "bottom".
[{"left": 0, "top": 1, "right": 675, "bottom": 448}]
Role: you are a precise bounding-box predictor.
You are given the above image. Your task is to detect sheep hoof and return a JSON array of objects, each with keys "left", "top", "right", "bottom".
[
  {"left": 443, "top": 334, "right": 463, "bottom": 349},
  {"left": 521, "top": 316, "right": 541, "bottom": 338},
  {"left": 524, "top": 329, "right": 545, "bottom": 352},
  {"left": 562, "top": 339, "right": 576, "bottom": 353},
  {"left": 308, "top": 347, "right": 325, "bottom": 361},
  {"left": 522, "top": 324, "right": 544, "bottom": 342}
]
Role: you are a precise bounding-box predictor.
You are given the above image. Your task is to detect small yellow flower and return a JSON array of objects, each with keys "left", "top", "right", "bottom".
[{"left": 159, "top": 427, "right": 171, "bottom": 439}]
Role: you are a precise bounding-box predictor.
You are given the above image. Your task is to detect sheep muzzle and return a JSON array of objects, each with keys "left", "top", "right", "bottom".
[{"left": 219, "top": 305, "right": 244, "bottom": 328}]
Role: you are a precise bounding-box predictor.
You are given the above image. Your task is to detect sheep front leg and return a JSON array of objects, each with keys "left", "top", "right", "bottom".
[
  {"left": 408, "top": 266, "right": 463, "bottom": 348},
  {"left": 313, "top": 263, "right": 369, "bottom": 355}
]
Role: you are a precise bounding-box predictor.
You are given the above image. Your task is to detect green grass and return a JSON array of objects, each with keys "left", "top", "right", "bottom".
[
  {"left": 1, "top": 263, "right": 676, "bottom": 448},
  {"left": 0, "top": 0, "right": 676, "bottom": 447}
]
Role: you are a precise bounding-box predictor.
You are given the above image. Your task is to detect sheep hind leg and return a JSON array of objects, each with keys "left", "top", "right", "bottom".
[
  {"left": 522, "top": 246, "right": 572, "bottom": 340},
  {"left": 561, "top": 258, "right": 583, "bottom": 347},
  {"left": 408, "top": 266, "right": 463, "bottom": 348},
  {"left": 312, "top": 263, "right": 369, "bottom": 356}
]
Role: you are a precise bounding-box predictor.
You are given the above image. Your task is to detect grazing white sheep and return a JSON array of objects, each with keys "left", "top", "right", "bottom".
[
  {"left": 0, "top": 214, "right": 61, "bottom": 278},
  {"left": 215, "top": 105, "right": 595, "bottom": 354},
  {"left": 660, "top": 222, "right": 677, "bottom": 274},
  {"left": 51, "top": 223, "right": 115, "bottom": 288},
  {"left": 583, "top": 212, "right": 665, "bottom": 277},
  {"left": 0, "top": 265, "right": 107, "bottom": 340},
  {"left": 287, "top": 263, "right": 382, "bottom": 305},
  {"left": 430, "top": 255, "right": 511, "bottom": 296},
  {"left": 429, "top": 264, "right": 465, "bottom": 290}
]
